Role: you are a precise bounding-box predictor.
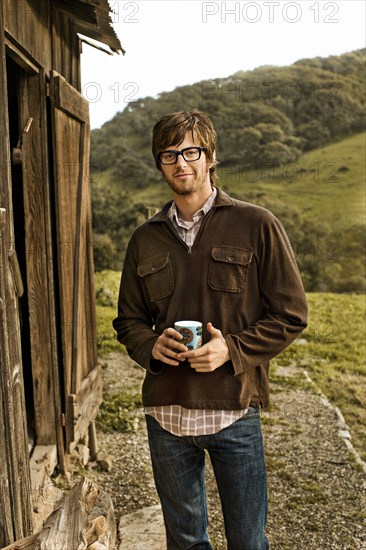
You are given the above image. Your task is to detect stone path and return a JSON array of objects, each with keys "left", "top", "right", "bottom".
[{"left": 119, "top": 505, "right": 166, "bottom": 550}]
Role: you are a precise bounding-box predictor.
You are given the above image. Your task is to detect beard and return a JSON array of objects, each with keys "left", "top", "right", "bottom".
[{"left": 164, "top": 167, "right": 209, "bottom": 196}]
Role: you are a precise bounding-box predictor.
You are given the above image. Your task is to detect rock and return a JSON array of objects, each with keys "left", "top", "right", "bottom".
[
  {"left": 119, "top": 505, "right": 166, "bottom": 550},
  {"left": 294, "top": 338, "right": 307, "bottom": 345},
  {"left": 96, "top": 451, "right": 113, "bottom": 472},
  {"left": 77, "top": 443, "right": 91, "bottom": 466}
]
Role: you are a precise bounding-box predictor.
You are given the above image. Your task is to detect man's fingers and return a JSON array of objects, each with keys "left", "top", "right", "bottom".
[
  {"left": 158, "top": 355, "right": 180, "bottom": 366},
  {"left": 207, "top": 322, "right": 220, "bottom": 336},
  {"left": 178, "top": 350, "right": 197, "bottom": 359},
  {"left": 154, "top": 345, "right": 181, "bottom": 366},
  {"left": 164, "top": 327, "right": 183, "bottom": 340},
  {"left": 152, "top": 328, "right": 188, "bottom": 366},
  {"left": 207, "top": 324, "right": 225, "bottom": 343}
]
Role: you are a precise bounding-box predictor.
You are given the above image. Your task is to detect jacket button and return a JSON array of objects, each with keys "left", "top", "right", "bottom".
[
  {"left": 151, "top": 267, "right": 156, "bottom": 271},
  {"left": 228, "top": 256, "right": 234, "bottom": 262}
]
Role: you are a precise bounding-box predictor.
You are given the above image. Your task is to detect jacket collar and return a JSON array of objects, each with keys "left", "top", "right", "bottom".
[{"left": 148, "top": 187, "right": 235, "bottom": 224}]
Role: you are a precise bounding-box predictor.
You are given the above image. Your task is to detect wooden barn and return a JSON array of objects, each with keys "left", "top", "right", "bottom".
[{"left": 0, "top": 0, "right": 123, "bottom": 546}]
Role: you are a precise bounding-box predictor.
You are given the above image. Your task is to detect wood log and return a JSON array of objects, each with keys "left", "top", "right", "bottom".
[{"left": 1, "top": 478, "right": 116, "bottom": 550}]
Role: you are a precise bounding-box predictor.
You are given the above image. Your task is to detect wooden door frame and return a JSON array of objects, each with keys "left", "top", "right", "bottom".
[
  {"left": 49, "top": 71, "right": 101, "bottom": 452},
  {"left": 5, "top": 46, "right": 66, "bottom": 451}
]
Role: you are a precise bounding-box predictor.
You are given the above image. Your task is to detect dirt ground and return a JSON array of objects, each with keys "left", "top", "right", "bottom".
[{"left": 85, "top": 352, "right": 366, "bottom": 550}]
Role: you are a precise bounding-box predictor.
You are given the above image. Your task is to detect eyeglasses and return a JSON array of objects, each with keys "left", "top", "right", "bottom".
[{"left": 158, "top": 146, "right": 207, "bottom": 165}]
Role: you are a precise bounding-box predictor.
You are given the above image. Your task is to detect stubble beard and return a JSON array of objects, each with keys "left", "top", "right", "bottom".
[{"left": 165, "top": 168, "right": 208, "bottom": 196}]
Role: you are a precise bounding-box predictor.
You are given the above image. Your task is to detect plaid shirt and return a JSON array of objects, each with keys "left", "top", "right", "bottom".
[{"left": 144, "top": 188, "right": 247, "bottom": 436}]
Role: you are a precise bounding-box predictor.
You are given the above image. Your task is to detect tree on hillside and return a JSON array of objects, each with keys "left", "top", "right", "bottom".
[{"left": 91, "top": 184, "right": 147, "bottom": 270}]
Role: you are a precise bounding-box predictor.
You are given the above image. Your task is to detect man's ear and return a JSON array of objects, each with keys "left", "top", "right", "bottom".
[{"left": 207, "top": 151, "right": 216, "bottom": 170}]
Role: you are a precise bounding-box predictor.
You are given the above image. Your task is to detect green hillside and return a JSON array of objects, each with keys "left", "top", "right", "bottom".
[{"left": 132, "top": 132, "right": 365, "bottom": 227}]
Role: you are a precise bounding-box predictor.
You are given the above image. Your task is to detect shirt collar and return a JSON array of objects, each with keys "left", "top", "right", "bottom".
[{"left": 168, "top": 187, "right": 217, "bottom": 224}]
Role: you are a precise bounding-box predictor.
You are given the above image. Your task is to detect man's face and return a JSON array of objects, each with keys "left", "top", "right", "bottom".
[{"left": 159, "top": 133, "right": 213, "bottom": 196}]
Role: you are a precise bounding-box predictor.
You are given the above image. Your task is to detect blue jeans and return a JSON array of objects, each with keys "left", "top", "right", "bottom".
[{"left": 145, "top": 408, "right": 269, "bottom": 550}]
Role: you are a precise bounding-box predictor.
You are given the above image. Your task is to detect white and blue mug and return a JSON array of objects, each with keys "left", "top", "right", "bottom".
[{"left": 174, "top": 321, "right": 203, "bottom": 350}]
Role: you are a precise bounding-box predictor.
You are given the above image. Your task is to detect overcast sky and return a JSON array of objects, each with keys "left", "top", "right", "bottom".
[{"left": 80, "top": 0, "right": 366, "bottom": 129}]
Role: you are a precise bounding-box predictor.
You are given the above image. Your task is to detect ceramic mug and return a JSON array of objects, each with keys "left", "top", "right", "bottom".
[{"left": 174, "top": 320, "right": 203, "bottom": 350}]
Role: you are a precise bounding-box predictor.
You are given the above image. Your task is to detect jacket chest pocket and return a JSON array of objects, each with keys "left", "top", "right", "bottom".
[
  {"left": 209, "top": 246, "right": 253, "bottom": 293},
  {"left": 137, "top": 253, "right": 174, "bottom": 302}
]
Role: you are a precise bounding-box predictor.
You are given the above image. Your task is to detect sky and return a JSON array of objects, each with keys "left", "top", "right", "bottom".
[{"left": 80, "top": 0, "right": 366, "bottom": 129}]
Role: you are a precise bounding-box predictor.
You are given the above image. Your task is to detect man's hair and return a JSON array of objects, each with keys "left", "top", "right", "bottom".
[{"left": 152, "top": 109, "right": 218, "bottom": 185}]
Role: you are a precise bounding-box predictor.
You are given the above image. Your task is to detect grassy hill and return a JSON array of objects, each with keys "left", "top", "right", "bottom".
[
  {"left": 91, "top": 49, "right": 365, "bottom": 175},
  {"left": 132, "top": 132, "right": 365, "bottom": 228}
]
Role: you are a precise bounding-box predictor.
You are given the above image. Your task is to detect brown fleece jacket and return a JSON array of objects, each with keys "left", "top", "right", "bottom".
[{"left": 113, "top": 188, "right": 308, "bottom": 409}]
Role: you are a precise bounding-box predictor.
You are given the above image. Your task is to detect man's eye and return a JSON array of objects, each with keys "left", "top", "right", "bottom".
[
  {"left": 163, "top": 153, "right": 175, "bottom": 161},
  {"left": 185, "top": 149, "right": 197, "bottom": 157}
]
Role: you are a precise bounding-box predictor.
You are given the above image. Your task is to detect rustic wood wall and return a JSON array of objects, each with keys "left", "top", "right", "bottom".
[
  {"left": 3, "top": 0, "right": 81, "bottom": 89},
  {"left": 0, "top": 6, "right": 33, "bottom": 546},
  {"left": 1, "top": 0, "right": 101, "bottom": 544}
]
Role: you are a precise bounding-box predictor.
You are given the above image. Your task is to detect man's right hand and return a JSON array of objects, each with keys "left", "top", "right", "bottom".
[{"left": 152, "top": 328, "right": 188, "bottom": 366}]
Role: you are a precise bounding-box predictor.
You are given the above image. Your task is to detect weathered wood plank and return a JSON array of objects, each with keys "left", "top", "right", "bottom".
[
  {"left": 51, "top": 7, "right": 63, "bottom": 78},
  {"left": 0, "top": 533, "right": 40, "bottom": 550},
  {"left": 38, "top": 66, "right": 66, "bottom": 470},
  {"left": 2, "top": 478, "right": 116, "bottom": 550},
  {"left": 51, "top": 107, "right": 80, "bottom": 401},
  {"left": 72, "top": 120, "right": 87, "bottom": 394},
  {"left": 21, "top": 70, "right": 57, "bottom": 444},
  {"left": 83, "top": 123, "right": 98, "bottom": 373},
  {"left": 52, "top": 0, "right": 98, "bottom": 25},
  {"left": 0, "top": 12, "right": 15, "bottom": 546},
  {"left": 4, "top": 37, "right": 39, "bottom": 74},
  {"left": 52, "top": 72, "right": 89, "bottom": 121},
  {"left": 0, "top": 210, "right": 14, "bottom": 548},
  {"left": 3, "top": 0, "right": 52, "bottom": 74},
  {"left": 50, "top": 71, "right": 98, "bottom": 451},
  {"left": 0, "top": 8, "right": 33, "bottom": 543},
  {"left": 67, "top": 365, "right": 103, "bottom": 450}
]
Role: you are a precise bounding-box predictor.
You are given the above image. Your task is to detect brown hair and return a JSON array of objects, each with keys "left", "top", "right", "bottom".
[{"left": 152, "top": 109, "right": 218, "bottom": 185}]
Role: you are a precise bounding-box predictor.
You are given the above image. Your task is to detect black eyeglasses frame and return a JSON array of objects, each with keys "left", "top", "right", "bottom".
[{"left": 157, "top": 146, "right": 207, "bottom": 165}]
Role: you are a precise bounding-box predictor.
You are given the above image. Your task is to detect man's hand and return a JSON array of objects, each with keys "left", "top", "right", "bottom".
[
  {"left": 152, "top": 327, "right": 188, "bottom": 366},
  {"left": 178, "top": 322, "right": 231, "bottom": 373}
]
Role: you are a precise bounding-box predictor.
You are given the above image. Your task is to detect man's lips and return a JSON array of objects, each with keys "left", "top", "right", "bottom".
[{"left": 174, "top": 172, "right": 193, "bottom": 178}]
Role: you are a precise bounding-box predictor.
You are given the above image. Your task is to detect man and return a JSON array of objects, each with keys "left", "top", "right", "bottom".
[{"left": 113, "top": 110, "right": 308, "bottom": 549}]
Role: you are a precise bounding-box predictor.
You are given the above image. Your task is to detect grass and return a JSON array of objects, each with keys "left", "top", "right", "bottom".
[
  {"left": 94, "top": 270, "right": 125, "bottom": 354},
  {"left": 96, "top": 391, "right": 142, "bottom": 433},
  {"left": 95, "top": 270, "right": 366, "bottom": 460},
  {"left": 271, "top": 292, "right": 366, "bottom": 461}
]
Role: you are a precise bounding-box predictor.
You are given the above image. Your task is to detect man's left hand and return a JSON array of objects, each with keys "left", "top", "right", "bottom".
[{"left": 178, "top": 322, "right": 231, "bottom": 372}]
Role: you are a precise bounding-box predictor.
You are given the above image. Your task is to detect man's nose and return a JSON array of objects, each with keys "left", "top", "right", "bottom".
[{"left": 176, "top": 152, "right": 187, "bottom": 167}]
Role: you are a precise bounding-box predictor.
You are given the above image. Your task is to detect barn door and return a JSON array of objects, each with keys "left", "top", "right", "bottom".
[{"left": 49, "top": 71, "right": 101, "bottom": 451}]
